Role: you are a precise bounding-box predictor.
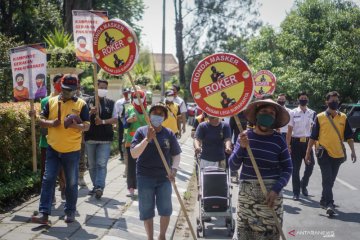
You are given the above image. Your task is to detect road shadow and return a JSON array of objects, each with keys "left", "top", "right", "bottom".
[
  {"left": 40, "top": 225, "right": 98, "bottom": 239},
  {"left": 330, "top": 210, "right": 360, "bottom": 224}
]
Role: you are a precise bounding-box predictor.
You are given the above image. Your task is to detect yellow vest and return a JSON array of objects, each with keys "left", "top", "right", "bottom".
[
  {"left": 162, "top": 103, "right": 179, "bottom": 134},
  {"left": 317, "top": 112, "right": 347, "bottom": 158},
  {"left": 47, "top": 96, "right": 89, "bottom": 153}
]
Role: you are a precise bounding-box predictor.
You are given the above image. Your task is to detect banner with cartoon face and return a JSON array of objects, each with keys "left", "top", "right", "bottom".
[
  {"left": 72, "top": 10, "right": 108, "bottom": 62},
  {"left": 10, "top": 44, "right": 47, "bottom": 101},
  {"left": 191, "top": 53, "right": 254, "bottom": 117}
]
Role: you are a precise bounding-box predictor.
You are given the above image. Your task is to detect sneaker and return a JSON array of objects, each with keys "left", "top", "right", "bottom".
[
  {"left": 65, "top": 212, "right": 75, "bottom": 223},
  {"left": 31, "top": 212, "right": 49, "bottom": 225},
  {"left": 78, "top": 176, "right": 87, "bottom": 187},
  {"left": 88, "top": 188, "right": 95, "bottom": 196},
  {"left": 95, "top": 188, "right": 103, "bottom": 199},
  {"left": 293, "top": 194, "right": 300, "bottom": 201},
  {"left": 326, "top": 204, "right": 336, "bottom": 216}
]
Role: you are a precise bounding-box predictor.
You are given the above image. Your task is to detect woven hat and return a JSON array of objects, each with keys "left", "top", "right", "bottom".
[
  {"left": 244, "top": 99, "right": 290, "bottom": 129},
  {"left": 149, "top": 102, "right": 168, "bottom": 120}
]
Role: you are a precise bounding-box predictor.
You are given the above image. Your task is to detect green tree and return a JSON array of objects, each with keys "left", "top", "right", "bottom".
[
  {"left": 185, "top": 0, "right": 262, "bottom": 58},
  {"left": 277, "top": 0, "right": 360, "bottom": 106},
  {"left": 0, "top": 0, "right": 62, "bottom": 44},
  {"left": 92, "top": 0, "right": 145, "bottom": 37}
]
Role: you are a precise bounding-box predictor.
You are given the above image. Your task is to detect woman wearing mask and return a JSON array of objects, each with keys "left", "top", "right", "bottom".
[
  {"left": 85, "top": 79, "right": 117, "bottom": 199},
  {"left": 131, "top": 103, "right": 181, "bottom": 240},
  {"left": 229, "top": 99, "right": 292, "bottom": 240},
  {"left": 124, "top": 90, "right": 148, "bottom": 198}
]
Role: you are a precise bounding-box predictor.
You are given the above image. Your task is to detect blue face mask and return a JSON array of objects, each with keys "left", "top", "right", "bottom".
[{"left": 150, "top": 115, "right": 164, "bottom": 127}]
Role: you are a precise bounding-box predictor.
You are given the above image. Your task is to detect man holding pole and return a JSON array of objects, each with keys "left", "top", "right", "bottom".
[
  {"left": 229, "top": 99, "right": 292, "bottom": 240},
  {"left": 85, "top": 79, "right": 117, "bottom": 199},
  {"left": 32, "top": 75, "right": 90, "bottom": 224}
]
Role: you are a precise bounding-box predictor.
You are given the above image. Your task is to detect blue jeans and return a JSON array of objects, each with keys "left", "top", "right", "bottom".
[
  {"left": 318, "top": 150, "right": 343, "bottom": 206},
  {"left": 39, "top": 146, "right": 80, "bottom": 215},
  {"left": 137, "top": 175, "right": 172, "bottom": 220},
  {"left": 85, "top": 142, "right": 111, "bottom": 190}
]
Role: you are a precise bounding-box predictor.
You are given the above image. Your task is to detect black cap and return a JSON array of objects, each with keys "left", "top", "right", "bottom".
[{"left": 61, "top": 75, "right": 78, "bottom": 91}]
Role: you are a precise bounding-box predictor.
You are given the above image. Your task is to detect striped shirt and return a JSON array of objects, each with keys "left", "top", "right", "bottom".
[{"left": 229, "top": 129, "right": 293, "bottom": 194}]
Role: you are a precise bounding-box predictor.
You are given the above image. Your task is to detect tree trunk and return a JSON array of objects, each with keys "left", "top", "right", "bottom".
[
  {"left": 174, "top": 0, "right": 186, "bottom": 91},
  {"left": 63, "top": 0, "right": 92, "bottom": 34}
]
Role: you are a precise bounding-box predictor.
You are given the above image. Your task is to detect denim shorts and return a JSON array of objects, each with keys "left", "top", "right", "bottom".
[{"left": 137, "top": 175, "right": 172, "bottom": 220}]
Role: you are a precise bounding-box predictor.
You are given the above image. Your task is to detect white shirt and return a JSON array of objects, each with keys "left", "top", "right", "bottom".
[
  {"left": 114, "top": 97, "right": 131, "bottom": 118},
  {"left": 280, "top": 107, "right": 292, "bottom": 133},
  {"left": 173, "top": 96, "right": 187, "bottom": 114},
  {"left": 288, "top": 106, "right": 316, "bottom": 137}
]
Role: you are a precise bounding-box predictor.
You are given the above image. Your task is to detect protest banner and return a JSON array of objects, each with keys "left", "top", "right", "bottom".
[
  {"left": 10, "top": 43, "right": 47, "bottom": 172},
  {"left": 72, "top": 10, "right": 108, "bottom": 63},
  {"left": 253, "top": 70, "right": 277, "bottom": 98},
  {"left": 190, "top": 53, "right": 254, "bottom": 117}
]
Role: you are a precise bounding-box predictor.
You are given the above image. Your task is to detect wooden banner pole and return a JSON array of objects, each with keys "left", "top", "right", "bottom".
[
  {"left": 234, "top": 115, "right": 286, "bottom": 240},
  {"left": 93, "top": 63, "right": 100, "bottom": 118},
  {"left": 127, "top": 73, "right": 197, "bottom": 240},
  {"left": 30, "top": 100, "right": 37, "bottom": 172}
]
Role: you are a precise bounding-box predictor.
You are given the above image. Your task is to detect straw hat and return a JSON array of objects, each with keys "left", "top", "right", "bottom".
[{"left": 244, "top": 99, "right": 290, "bottom": 129}]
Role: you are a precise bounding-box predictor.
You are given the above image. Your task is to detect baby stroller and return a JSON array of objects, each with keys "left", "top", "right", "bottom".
[{"left": 196, "top": 158, "right": 235, "bottom": 238}]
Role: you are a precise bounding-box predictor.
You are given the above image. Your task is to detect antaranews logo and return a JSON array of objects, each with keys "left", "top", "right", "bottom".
[
  {"left": 287, "top": 229, "right": 335, "bottom": 238},
  {"left": 288, "top": 229, "right": 296, "bottom": 237}
]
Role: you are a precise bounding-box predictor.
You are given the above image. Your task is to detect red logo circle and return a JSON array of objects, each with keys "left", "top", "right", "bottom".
[
  {"left": 190, "top": 53, "right": 254, "bottom": 117},
  {"left": 253, "top": 70, "right": 277, "bottom": 98},
  {"left": 93, "top": 19, "right": 139, "bottom": 75}
]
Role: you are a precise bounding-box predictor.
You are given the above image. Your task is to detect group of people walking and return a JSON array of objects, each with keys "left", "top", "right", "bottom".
[
  {"left": 192, "top": 91, "right": 357, "bottom": 240},
  {"left": 28, "top": 74, "right": 357, "bottom": 240}
]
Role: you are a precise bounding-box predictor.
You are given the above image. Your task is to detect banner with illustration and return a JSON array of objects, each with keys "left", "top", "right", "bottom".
[
  {"left": 10, "top": 43, "right": 47, "bottom": 101},
  {"left": 72, "top": 10, "right": 108, "bottom": 62}
]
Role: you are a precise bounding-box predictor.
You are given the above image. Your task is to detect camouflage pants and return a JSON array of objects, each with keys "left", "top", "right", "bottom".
[{"left": 236, "top": 179, "right": 283, "bottom": 240}]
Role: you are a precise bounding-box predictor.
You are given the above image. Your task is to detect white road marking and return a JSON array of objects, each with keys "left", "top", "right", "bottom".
[
  {"left": 317, "top": 169, "right": 358, "bottom": 190},
  {"left": 335, "top": 177, "right": 358, "bottom": 190}
]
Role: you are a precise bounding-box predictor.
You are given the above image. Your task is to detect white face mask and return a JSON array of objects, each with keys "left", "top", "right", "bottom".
[
  {"left": 166, "top": 96, "right": 174, "bottom": 102},
  {"left": 98, "top": 89, "right": 108, "bottom": 98},
  {"left": 133, "top": 98, "right": 144, "bottom": 105}
]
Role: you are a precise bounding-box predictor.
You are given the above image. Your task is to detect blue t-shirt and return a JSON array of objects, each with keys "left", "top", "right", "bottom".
[
  {"left": 195, "top": 121, "right": 231, "bottom": 162},
  {"left": 131, "top": 126, "right": 182, "bottom": 179}
]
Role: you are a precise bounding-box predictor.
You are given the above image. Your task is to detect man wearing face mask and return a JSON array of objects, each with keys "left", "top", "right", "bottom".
[
  {"left": 172, "top": 84, "right": 187, "bottom": 138},
  {"left": 194, "top": 115, "right": 232, "bottom": 170},
  {"left": 85, "top": 79, "right": 117, "bottom": 199},
  {"left": 32, "top": 75, "right": 90, "bottom": 224},
  {"left": 305, "top": 91, "right": 356, "bottom": 217},
  {"left": 38, "top": 74, "right": 66, "bottom": 202},
  {"left": 130, "top": 103, "right": 181, "bottom": 240},
  {"left": 286, "top": 91, "right": 316, "bottom": 200},
  {"left": 277, "top": 94, "right": 291, "bottom": 140},
  {"left": 162, "top": 90, "right": 181, "bottom": 136},
  {"left": 229, "top": 99, "right": 292, "bottom": 240},
  {"left": 124, "top": 90, "right": 148, "bottom": 198}
]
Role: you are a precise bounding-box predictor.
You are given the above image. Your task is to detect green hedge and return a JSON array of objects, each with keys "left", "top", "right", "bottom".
[
  {"left": 0, "top": 102, "right": 120, "bottom": 207},
  {"left": 0, "top": 102, "right": 41, "bottom": 207}
]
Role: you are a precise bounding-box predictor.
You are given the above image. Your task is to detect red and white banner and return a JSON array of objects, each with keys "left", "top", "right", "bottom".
[
  {"left": 72, "top": 10, "right": 108, "bottom": 62},
  {"left": 10, "top": 44, "right": 47, "bottom": 101}
]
